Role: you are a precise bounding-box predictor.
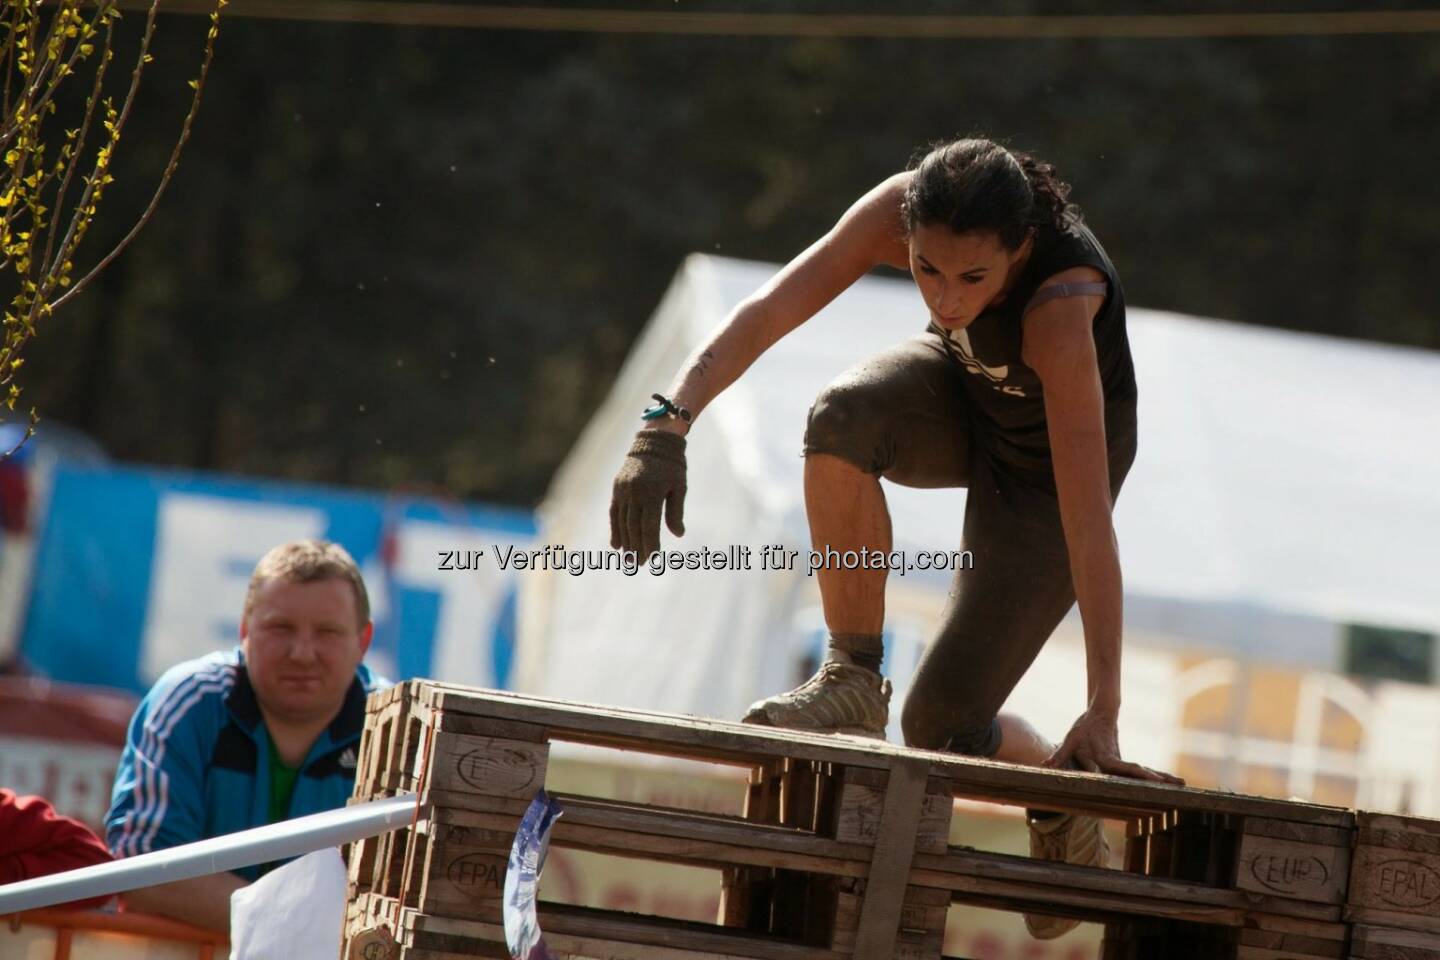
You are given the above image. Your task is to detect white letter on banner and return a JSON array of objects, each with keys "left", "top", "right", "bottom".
[
  {"left": 140, "top": 493, "right": 326, "bottom": 683},
  {"left": 392, "top": 520, "right": 528, "bottom": 688}
]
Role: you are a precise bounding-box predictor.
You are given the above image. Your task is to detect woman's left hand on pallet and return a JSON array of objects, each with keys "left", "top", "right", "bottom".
[{"left": 1045, "top": 708, "right": 1186, "bottom": 785}]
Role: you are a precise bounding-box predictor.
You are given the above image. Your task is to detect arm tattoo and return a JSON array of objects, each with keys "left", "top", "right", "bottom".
[{"left": 694, "top": 348, "right": 716, "bottom": 377}]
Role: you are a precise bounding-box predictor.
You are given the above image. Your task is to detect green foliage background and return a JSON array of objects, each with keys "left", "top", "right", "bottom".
[{"left": 19, "top": 2, "right": 1440, "bottom": 504}]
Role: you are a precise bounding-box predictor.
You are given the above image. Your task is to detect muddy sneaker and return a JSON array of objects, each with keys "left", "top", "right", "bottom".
[
  {"left": 740, "top": 661, "right": 891, "bottom": 738},
  {"left": 1024, "top": 811, "right": 1110, "bottom": 939}
]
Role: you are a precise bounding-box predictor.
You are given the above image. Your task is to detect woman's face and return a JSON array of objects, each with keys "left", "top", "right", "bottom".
[{"left": 908, "top": 224, "right": 1033, "bottom": 331}]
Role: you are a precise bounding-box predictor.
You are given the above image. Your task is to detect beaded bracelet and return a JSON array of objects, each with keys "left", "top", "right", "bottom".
[{"left": 641, "top": 393, "right": 692, "bottom": 423}]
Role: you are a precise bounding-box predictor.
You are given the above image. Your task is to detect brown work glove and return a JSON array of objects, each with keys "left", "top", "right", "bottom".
[{"left": 610, "top": 429, "right": 687, "bottom": 563}]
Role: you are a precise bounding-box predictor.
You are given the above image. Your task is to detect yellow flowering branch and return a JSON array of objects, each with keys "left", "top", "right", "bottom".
[{"left": 0, "top": 0, "right": 225, "bottom": 451}]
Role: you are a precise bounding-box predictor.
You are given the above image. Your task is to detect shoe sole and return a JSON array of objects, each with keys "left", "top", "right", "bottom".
[
  {"left": 1024, "top": 915, "right": 1080, "bottom": 940},
  {"left": 830, "top": 726, "right": 886, "bottom": 739},
  {"left": 740, "top": 716, "right": 886, "bottom": 740}
]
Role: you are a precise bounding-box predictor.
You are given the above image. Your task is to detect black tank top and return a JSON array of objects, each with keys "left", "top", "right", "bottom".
[{"left": 929, "top": 213, "right": 1137, "bottom": 476}]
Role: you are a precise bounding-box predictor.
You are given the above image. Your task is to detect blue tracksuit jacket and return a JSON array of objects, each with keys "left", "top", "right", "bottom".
[{"left": 105, "top": 648, "right": 387, "bottom": 880}]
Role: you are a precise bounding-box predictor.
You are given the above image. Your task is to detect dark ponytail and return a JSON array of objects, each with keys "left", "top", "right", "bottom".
[{"left": 901, "top": 137, "right": 1079, "bottom": 250}]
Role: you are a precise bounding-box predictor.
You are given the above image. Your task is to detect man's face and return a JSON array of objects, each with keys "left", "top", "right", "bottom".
[
  {"left": 240, "top": 576, "right": 372, "bottom": 728},
  {"left": 908, "top": 224, "right": 1031, "bottom": 331}
]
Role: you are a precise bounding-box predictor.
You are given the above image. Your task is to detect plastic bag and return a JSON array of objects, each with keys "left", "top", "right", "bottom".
[{"left": 503, "top": 787, "right": 564, "bottom": 960}]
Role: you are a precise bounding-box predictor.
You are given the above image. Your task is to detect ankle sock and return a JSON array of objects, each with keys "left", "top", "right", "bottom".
[{"left": 827, "top": 633, "right": 883, "bottom": 674}]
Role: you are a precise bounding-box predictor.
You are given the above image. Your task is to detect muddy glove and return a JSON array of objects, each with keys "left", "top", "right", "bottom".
[{"left": 610, "top": 430, "right": 687, "bottom": 563}]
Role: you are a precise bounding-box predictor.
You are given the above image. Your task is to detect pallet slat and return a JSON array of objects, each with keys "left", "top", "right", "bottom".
[
  {"left": 1348, "top": 812, "right": 1440, "bottom": 935},
  {"left": 419, "top": 683, "right": 1351, "bottom": 824}
]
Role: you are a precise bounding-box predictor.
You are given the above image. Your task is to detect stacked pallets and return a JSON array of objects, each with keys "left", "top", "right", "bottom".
[{"left": 343, "top": 681, "right": 1440, "bottom": 959}]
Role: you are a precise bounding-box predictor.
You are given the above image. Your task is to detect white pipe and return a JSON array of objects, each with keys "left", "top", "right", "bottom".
[{"left": 0, "top": 793, "right": 417, "bottom": 916}]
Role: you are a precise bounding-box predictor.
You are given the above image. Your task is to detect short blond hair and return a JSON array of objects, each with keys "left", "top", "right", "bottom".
[{"left": 243, "top": 539, "right": 370, "bottom": 627}]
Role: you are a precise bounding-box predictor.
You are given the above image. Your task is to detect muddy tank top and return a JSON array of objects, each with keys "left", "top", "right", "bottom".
[{"left": 929, "top": 213, "right": 1137, "bottom": 477}]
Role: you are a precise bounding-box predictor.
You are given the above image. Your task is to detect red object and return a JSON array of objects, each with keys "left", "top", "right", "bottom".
[
  {"left": 0, "top": 788, "right": 114, "bottom": 909},
  {"left": 0, "top": 460, "right": 27, "bottom": 533}
]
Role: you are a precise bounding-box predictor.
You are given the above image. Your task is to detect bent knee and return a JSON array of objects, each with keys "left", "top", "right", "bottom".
[
  {"left": 803, "top": 381, "right": 889, "bottom": 473},
  {"left": 901, "top": 698, "right": 1000, "bottom": 757}
]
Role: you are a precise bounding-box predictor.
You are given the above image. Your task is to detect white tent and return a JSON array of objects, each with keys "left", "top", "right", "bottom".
[{"left": 517, "top": 254, "right": 1440, "bottom": 739}]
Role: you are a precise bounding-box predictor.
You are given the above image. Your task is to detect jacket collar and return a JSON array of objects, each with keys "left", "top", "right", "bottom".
[{"left": 225, "top": 659, "right": 264, "bottom": 733}]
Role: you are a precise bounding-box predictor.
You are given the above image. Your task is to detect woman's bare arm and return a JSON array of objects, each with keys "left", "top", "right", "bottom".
[
  {"left": 1022, "top": 268, "right": 1181, "bottom": 784},
  {"left": 648, "top": 173, "right": 912, "bottom": 437},
  {"left": 610, "top": 173, "right": 910, "bottom": 560}
]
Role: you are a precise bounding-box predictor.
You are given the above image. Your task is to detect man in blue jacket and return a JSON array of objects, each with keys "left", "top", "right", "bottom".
[{"left": 105, "top": 539, "right": 388, "bottom": 932}]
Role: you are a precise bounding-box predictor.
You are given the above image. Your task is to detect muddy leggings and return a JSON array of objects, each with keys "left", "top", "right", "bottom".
[{"left": 801, "top": 329, "right": 1137, "bottom": 757}]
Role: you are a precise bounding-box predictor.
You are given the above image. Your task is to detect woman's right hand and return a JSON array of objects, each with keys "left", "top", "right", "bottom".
[{"left": 610, "top": 428, "right": 688, "bottom": 563}]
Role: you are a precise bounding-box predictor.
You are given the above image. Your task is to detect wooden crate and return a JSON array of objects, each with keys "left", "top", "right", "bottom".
[{"left": 343, "top": 681, "right": 1392, "bottom": 960}]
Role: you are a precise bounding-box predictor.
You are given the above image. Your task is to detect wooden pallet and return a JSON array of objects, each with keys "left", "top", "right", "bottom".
[{"left": 341, "top": 681, "right": 1437, "bottom": 960}]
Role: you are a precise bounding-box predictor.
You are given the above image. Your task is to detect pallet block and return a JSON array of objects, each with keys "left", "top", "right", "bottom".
[
  {"left": 1346, "top": 812, "right": 1440, "bottom": 936},
  {"left": 1341, "top": 812, "right": 1440, "bottom": 960}
]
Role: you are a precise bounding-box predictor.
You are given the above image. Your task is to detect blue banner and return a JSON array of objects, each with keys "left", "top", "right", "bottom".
[{"left": 20, "top": 465, "right": 535, "bottom": 694}]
